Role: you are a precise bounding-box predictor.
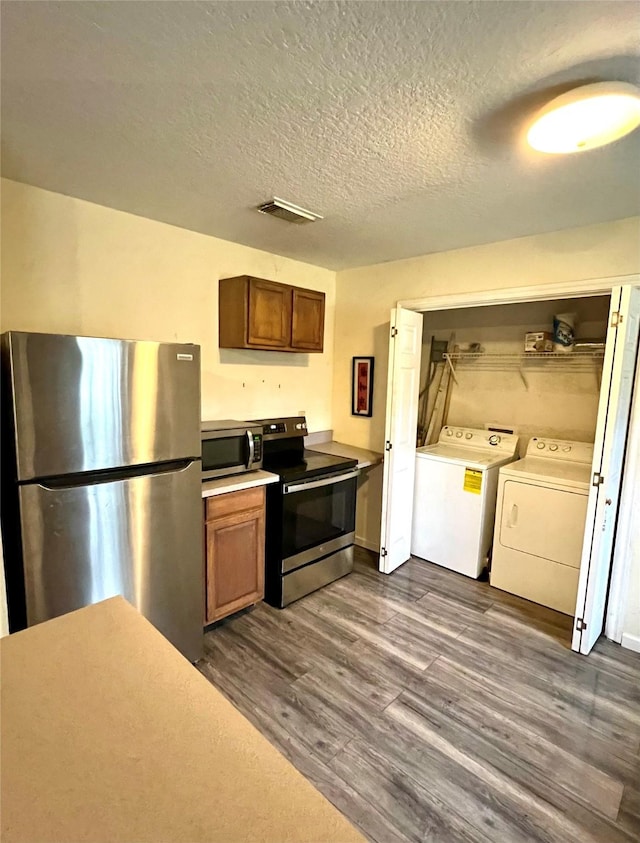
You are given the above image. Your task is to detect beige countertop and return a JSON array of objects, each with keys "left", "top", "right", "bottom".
[
  {"left": 307, "top": 440, "right": 384, "bottom": 469},
  {"left": 201, "top": 469, "right": 279, "bottom": 498},
  {"left": 1, "top": 597, "right": 365, "bottom": 843}
]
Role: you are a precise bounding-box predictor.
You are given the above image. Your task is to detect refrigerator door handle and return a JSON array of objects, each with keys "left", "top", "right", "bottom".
[{"left": 35, "top": 458, "right": 199, "bottom": 490}]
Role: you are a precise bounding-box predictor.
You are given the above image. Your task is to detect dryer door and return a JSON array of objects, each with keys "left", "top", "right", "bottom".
[{"left": 500, "top": 480, "right": 588, "bottom": 568}]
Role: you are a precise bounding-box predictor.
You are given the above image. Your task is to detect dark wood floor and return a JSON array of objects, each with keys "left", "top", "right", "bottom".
[{"left": 198, "top": 548, "right": 640, "bottom": 843}]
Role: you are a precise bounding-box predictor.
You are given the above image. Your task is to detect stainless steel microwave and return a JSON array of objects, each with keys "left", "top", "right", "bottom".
[{"left": 201, "top": 420, "right": 263, "bottom": 480}]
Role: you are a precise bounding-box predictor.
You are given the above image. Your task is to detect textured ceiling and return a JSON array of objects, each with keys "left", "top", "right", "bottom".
[{"left": 2, "top": 1, "right": 640, "bottom": 270}]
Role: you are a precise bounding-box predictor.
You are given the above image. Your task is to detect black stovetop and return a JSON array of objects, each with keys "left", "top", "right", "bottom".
[{"left": 263, "top": 449, "right": 357, "bottom": 483}]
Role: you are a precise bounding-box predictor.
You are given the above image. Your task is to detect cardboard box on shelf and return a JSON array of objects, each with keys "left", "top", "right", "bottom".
[{"left": 524, "top": 331, "right": 554, "bottom": 353}]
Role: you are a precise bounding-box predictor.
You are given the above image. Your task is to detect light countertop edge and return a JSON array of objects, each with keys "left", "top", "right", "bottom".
[
  {"left": 1, "top": 597, "right": 366, "bottom": 843},
  {"left": 201, "top": 470, "right": 280, "bottom": 498},
  {"left": 307, "top": 441, "right": 384, "bottom": 469}
]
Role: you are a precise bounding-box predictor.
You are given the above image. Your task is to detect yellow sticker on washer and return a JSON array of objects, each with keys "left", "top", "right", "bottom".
[{"left": 464, "top": 468, "right": 482, "bottom": 494}]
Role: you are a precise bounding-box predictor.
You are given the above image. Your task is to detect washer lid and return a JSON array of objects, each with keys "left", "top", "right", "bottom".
[
  {"left": 416, "top": 443, "right": 517, "bottom": 470},
  {"left": 498, "top": 456, "right": 592, "bottom": 490}
]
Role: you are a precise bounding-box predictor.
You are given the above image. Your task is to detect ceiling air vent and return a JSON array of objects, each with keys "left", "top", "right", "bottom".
[{"left": 257, "top": 197, "right": 323, "bottom": 224}]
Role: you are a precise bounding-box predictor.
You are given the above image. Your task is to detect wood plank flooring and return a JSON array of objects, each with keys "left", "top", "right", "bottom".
[{"left": 198, "top": 548, "right": 640, "bottom": 843}]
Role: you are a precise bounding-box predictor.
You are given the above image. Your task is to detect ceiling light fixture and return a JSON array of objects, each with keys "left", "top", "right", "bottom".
[
  {"left": 257, "top": 197, "right": 323, "bottom": 224},
  {"left": 527, "top": 81, "right": 640, "bottom": 154}
]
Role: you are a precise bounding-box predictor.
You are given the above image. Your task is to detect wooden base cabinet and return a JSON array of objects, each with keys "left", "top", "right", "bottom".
[
  {"left": 219, "top": 275, "right": 325, "bottom": 352},
  {"left": 204, "top": 486, "right": 265, "bottom": 624}
]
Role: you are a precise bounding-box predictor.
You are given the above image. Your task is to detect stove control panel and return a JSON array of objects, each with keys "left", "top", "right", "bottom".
[
  {"left": 266, "top": 422, "right": 287, "bottom": 434},
  {"left": 251, "top": 416, "right": 308, "bottom": 440}
]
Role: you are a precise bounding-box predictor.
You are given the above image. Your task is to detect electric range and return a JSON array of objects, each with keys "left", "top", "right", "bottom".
[{"left": 249, "top": 416, "right": 359, "bottom": 607}]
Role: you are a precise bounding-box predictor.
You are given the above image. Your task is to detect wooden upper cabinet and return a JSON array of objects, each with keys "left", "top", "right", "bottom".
[
  {"left": 219, "top": 275, "right": 325, "bottom": 353},
  {"left": 247, "top": 278, "right": 291, "bottom": 348},
  {"left": 291, "top": 288, "right": 325, "bottom": 351}
]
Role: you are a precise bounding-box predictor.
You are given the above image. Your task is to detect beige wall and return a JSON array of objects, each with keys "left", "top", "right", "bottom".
[
  {"left": 0, "top": 179, "right": 336, "bottom": 428},
  {"left": 334, "top": 217, "right": 640, "bottom": 550}
]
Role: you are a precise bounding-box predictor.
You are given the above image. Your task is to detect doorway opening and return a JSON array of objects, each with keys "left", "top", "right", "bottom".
[{"left": 380, "top": 279, "right": 640, "bottom": 655}]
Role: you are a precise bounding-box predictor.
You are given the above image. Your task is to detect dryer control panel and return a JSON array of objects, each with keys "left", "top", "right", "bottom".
[
  {"left": 439, "top": 426, "right": 519, "bottom": 456},
  {"left": 525, "top": 437, "right": 594, "bottom": 465}
]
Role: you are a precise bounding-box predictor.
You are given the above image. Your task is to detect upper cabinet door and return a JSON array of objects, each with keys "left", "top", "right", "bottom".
[
  {"left": 291, "top": 288, "right": 325, "bottom": 351},
  {"left": 247, "top": 278, "right": 291, "bottom": 348}
]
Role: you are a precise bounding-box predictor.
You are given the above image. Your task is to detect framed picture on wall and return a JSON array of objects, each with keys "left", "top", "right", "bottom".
[{"left": 351, "top": 356, "right": 374, "bottom": 417}]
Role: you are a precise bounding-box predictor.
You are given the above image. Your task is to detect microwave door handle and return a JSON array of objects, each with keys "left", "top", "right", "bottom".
[
  {"left": 246, "top": 429, "right": 255, "bottom": 467},
  {"left": 283, "top": 469, "right": 360, "bottom": 495}
]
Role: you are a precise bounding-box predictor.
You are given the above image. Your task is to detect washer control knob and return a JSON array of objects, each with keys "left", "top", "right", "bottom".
[
  {"left": 488, "top": 434, "right": 500, "bottom": 445},
  {"left": 549, "top": 444, "right": 558, "bottom": 452},
  {"left": 446, "top": 429, "right": 453, "bottom": 437},
  {"left": 455, "top": 431, "right": 463, "bottom": 438},
  {"left": 465, "top": 433, "right": 473, "bottom": 440},
  {"left": 563, "top": 445, "right": 572, "bottom": 452},
  {"left": 536, "top": 441, "right": 546, "bottom": 450}
]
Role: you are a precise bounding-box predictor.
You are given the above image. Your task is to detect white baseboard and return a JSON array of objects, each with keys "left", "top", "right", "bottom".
[
  {"left": 355, "top": 536, "right": 379, "bottom": 553},
  {"left": 621, "top": 632, "right": 640, "bottom": 654}
]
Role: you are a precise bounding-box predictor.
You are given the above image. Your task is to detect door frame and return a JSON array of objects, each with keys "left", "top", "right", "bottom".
[{"left": 391, "top": 272, "right": 640, "bottom": 640}]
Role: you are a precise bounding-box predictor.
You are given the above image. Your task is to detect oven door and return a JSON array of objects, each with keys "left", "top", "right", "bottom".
[{"left": 281, "top": 469, "right": 359, "bottom": 572}]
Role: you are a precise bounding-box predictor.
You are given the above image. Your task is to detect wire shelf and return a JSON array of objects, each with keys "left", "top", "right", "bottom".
[
  {"left": 444, "top": 351, "right": 605, "bottom": 362},
  {"left": 442, "top": 350, "right": 605, "bottom": 389}
]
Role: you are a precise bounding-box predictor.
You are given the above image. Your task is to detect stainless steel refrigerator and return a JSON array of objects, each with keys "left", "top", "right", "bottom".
[{"left": 1, "top": 331, "right": 203, "bottom": 661}]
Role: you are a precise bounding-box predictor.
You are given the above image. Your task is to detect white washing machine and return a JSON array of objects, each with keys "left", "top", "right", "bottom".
[
  {"left": 490, "top": 437, "right": 594, "bottom": 615},
  {"left": 411, "top": 426, "right": 519, "bottom": 578}
]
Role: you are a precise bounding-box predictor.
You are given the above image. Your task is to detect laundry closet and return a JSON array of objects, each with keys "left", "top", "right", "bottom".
[{"left": 410, "top": 295, "right": 611, "bottom": 622}]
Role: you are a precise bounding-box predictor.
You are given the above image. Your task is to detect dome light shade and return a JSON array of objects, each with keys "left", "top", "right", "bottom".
[{"left": 527, "top": 82, "right": 640, "bottom": 153}]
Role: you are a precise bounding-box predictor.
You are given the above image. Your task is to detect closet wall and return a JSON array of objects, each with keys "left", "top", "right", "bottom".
[{"left": 420, "top": 296, "right": 610, "bottom": 450}]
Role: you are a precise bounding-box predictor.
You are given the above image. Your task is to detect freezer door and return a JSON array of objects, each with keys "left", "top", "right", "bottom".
[
  {"left": 4, "top": 332, "right": 200, "bottom": 480},
  {"left": 17, "top": 460, "right": 203, "bottom": 661}
]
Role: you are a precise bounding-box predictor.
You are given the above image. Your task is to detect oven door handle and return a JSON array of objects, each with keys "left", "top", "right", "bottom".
[{"left": 283, "top": 469, "right": 360, "bottom": 495}]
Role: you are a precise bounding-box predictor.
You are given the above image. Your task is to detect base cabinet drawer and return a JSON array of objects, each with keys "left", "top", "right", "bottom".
[
  {"left": 205, "top": 486, "right": 264, "bottom": 521},
  {"left": 204, "top": 487, "right": 265, "bottom": 625}
]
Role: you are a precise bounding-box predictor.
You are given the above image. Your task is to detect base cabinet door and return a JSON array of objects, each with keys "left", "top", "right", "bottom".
[{"left": 204, "top": 487, "right": 265, "bottom": 624}]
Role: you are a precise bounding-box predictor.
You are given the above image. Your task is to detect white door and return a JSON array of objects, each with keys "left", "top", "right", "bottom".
[
  {"left": 379, "top": 307, "right": 423, "bottom": 573},
  {"left": 573, "top": 285, "right": 640, "bottom": 654}
]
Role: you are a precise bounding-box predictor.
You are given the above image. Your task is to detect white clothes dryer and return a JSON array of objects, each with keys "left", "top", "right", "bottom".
[
  {"left": 490, "top": 437, "right": 594, "bottom": 615},
  {"left": 411, "top": 426, "right": 519, "bottom": 578}
]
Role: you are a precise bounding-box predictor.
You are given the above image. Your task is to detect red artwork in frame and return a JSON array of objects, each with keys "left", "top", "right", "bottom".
[{"left": 351, "top": 356, "right": 374, "bottom": 417}]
